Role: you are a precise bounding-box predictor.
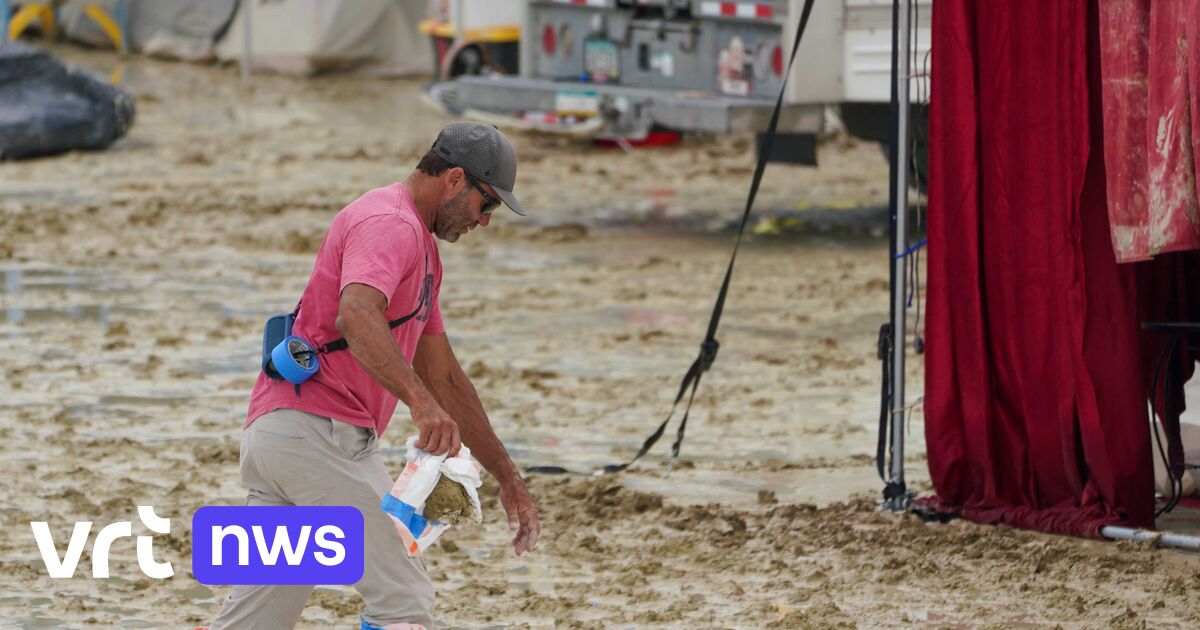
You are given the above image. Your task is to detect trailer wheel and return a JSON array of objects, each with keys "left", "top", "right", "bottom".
[{"left": 439, "top": 42, "right": 495, "bottom": 80}]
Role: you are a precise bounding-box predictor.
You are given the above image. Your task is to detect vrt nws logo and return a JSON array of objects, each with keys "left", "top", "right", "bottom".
[{"left": 30, "top": 506, "right": 174, "bottom": 579}]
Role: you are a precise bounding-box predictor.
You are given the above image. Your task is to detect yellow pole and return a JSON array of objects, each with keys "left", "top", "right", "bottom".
[
  {"left": 83, "top": 3, "right": 123, "bottom": 52},
  {"left": 7, "top": 3, "right": 45, "bottom": 40}
]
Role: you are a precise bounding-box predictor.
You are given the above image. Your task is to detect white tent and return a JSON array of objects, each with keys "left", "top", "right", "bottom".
[
  {"left": 58, "top": 0, "right": 238, "bottom": 61},
  {"left": 56, "top": 0, "right": 432, "bottom": 76},
  {"left": 215, "top": 0, "right": 432, "bottom": 76}
]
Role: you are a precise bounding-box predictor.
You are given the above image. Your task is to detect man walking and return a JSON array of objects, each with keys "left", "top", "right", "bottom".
[{"left": 208, "top": 123, "right": 540, "bottom": 629}]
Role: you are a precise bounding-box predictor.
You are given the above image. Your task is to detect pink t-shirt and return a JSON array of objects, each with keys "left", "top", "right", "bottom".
[{"left": 246, "top": 183, "right": 444, "bottom": 436}]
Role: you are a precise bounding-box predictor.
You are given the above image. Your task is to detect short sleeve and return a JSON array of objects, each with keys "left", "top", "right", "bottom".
[
  {"left": 339, "top": 214, "right": 419, "bottom": 304},
  {"left": 422, "top": 295, "right": 445, "bottom": 336}
]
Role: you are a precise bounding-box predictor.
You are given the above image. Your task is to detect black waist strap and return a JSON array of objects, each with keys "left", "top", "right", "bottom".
[{"left": 295, "top": 301, "right": 424, "bottom": 356}]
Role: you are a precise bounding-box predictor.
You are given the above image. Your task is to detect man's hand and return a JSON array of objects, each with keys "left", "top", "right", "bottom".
[
  {"left": 410, "top": 402, "right": 461, "bottom": 457},
  {"left": 499, "top": 477, "right": 540, "bottom": 556}
]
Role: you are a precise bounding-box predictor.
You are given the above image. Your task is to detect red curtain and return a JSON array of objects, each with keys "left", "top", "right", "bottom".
[{"left": 924, "top": 0, "right": 1156, "bottom": 536}]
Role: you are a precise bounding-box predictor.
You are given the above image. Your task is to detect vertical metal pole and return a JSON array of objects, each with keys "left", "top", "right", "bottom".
[
  {"left": 116, "top": 0, "right": 128, "bottom": 55},
  {"left": 517, "top": 0, "right": 531, "bottom": 78},
  {"left": 241, "top": 0, "right": 252, "bottom": 80},
  {"left": 1, "top": 0, "right": 10, "bottom": 42},
  {"left": 887, "top": 0, "right": 912, "bottom": 512},
  {"left": 454, "top": 0, "right": 465, "bottom": 46}
]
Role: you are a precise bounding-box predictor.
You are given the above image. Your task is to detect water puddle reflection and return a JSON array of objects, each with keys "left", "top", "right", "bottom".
[{"left": 0, "top": 263, "right": 278, "bottom": 332}]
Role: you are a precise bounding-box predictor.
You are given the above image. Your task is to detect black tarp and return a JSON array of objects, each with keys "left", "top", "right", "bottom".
[{"left": 0, "top": 42, "right": 135, "bottom": 159}]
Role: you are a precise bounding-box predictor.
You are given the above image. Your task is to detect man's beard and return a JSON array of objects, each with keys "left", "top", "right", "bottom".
[{"left": 434, "top": 188, "right": 473, "bottom": 242}]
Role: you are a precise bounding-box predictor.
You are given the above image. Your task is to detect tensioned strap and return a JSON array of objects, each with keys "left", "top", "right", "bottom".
[
  {"left": 603, "top": 0, "right": 818, "bottom": 474},
  {"left": 317, "top": 304, "right": 424, "bottom": 354}
]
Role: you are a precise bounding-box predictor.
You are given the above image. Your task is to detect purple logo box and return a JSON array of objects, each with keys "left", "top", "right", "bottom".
[{"left": 192, "top": 506, "right": 364, "bottom": 585}]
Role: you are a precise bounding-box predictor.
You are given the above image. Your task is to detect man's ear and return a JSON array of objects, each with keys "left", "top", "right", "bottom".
[{"left": 444, "top": 166, "right": 465, "bottom": 195}]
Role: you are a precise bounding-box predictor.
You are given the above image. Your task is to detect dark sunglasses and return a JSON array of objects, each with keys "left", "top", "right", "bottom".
[{"left": 465, "top": 174, "right": 500, "bottom": 216}]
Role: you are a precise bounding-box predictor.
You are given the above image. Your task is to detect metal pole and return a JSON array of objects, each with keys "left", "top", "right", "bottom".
[
  {"left": 1, "top": 0, "right": 10, "bottom": 42},
  {"left": 116, "top": 0, "right": 127, "bottom": 55},
  {"left": 886, "top": 0, "right": 913, "bottom": 512},
  {"left": 454, "top": 0, "right": 465, "bottom": 46},
  {"left": 240, "top": 0, "right": 252, "bottom": 80},
  {"left": 517, "top": 0, "right": 530, "bottom": 77},
  {"left": 1101, "top": 526, "right": 1200, "bottom": 553}
]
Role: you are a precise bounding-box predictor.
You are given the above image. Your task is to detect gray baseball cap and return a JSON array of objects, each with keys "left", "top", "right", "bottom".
[{"left": 431, "top": 122, "right": 527, "bottom": 216}]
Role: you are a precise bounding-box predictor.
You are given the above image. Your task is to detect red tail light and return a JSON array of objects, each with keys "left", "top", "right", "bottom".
[
  {"left": 543, "top": 24, "right": 557, "bottom": 56},
  {"left": 772, "top": 44, "right": 784, "bottom": 76}
]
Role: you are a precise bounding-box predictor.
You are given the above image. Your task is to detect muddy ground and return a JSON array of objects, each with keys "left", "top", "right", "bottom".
[{"left": 1, "top": 46, "right": 1199, "bottom": 629}]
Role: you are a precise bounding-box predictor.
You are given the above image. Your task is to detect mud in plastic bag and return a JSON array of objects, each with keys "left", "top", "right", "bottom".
[{"left": 380, "top": 436, "right": 482, "bottom": 556}]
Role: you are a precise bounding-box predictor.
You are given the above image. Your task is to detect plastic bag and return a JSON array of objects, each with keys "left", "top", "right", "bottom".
[{"left": 379, "top": 436, "right": 482, "bottom": 556}]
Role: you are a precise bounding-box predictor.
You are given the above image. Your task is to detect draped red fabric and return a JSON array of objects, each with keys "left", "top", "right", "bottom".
[
  {"left": 1192, "top": 1, "right": 1200, "bottom": 198},
  {"left": 924, "top": 0, "right": 1156, "bottom": 536},
  {"left": 1099, "top": 0, "right": 1200, "bottom": 263}
]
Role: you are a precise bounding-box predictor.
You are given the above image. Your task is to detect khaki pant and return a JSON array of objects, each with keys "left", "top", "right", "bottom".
[{"left": 208, "top": 409, "right": 435, "bottom": 630}]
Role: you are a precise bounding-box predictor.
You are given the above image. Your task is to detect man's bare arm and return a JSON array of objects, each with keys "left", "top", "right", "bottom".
[
  {"left": 412, "top": 333, "right": 518, "bottom": 480},
  {"left": 414, "top": 332, "right": 540, "bottom": 554},
  {"left": 336, "top": 283, "right": 461, "bottom": 455}
]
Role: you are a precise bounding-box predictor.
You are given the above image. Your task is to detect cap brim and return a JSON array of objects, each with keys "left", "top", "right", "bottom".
[{"left": 493, "top": 187, "right": 527, "bottom": 216}]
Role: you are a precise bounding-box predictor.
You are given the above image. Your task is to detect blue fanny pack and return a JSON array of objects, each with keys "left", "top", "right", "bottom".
[
  {"left": 261, "top": 311, "right": 319, "bottom": 385},
  {"left": 260, "top": 300, "right": 425, "bottom": 387}
]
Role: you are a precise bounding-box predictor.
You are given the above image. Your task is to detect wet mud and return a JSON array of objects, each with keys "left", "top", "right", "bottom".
[
  {"left": 425, "top": 477, "right": 475, "bottom": 526},
  {"left": 0, "top": 45, "right": 1198, "bottom": 629}
]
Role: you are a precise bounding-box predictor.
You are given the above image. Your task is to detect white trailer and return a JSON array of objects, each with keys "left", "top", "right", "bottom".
[{"left": 426, "top": 0, "right": 930, "bottom": 162}]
